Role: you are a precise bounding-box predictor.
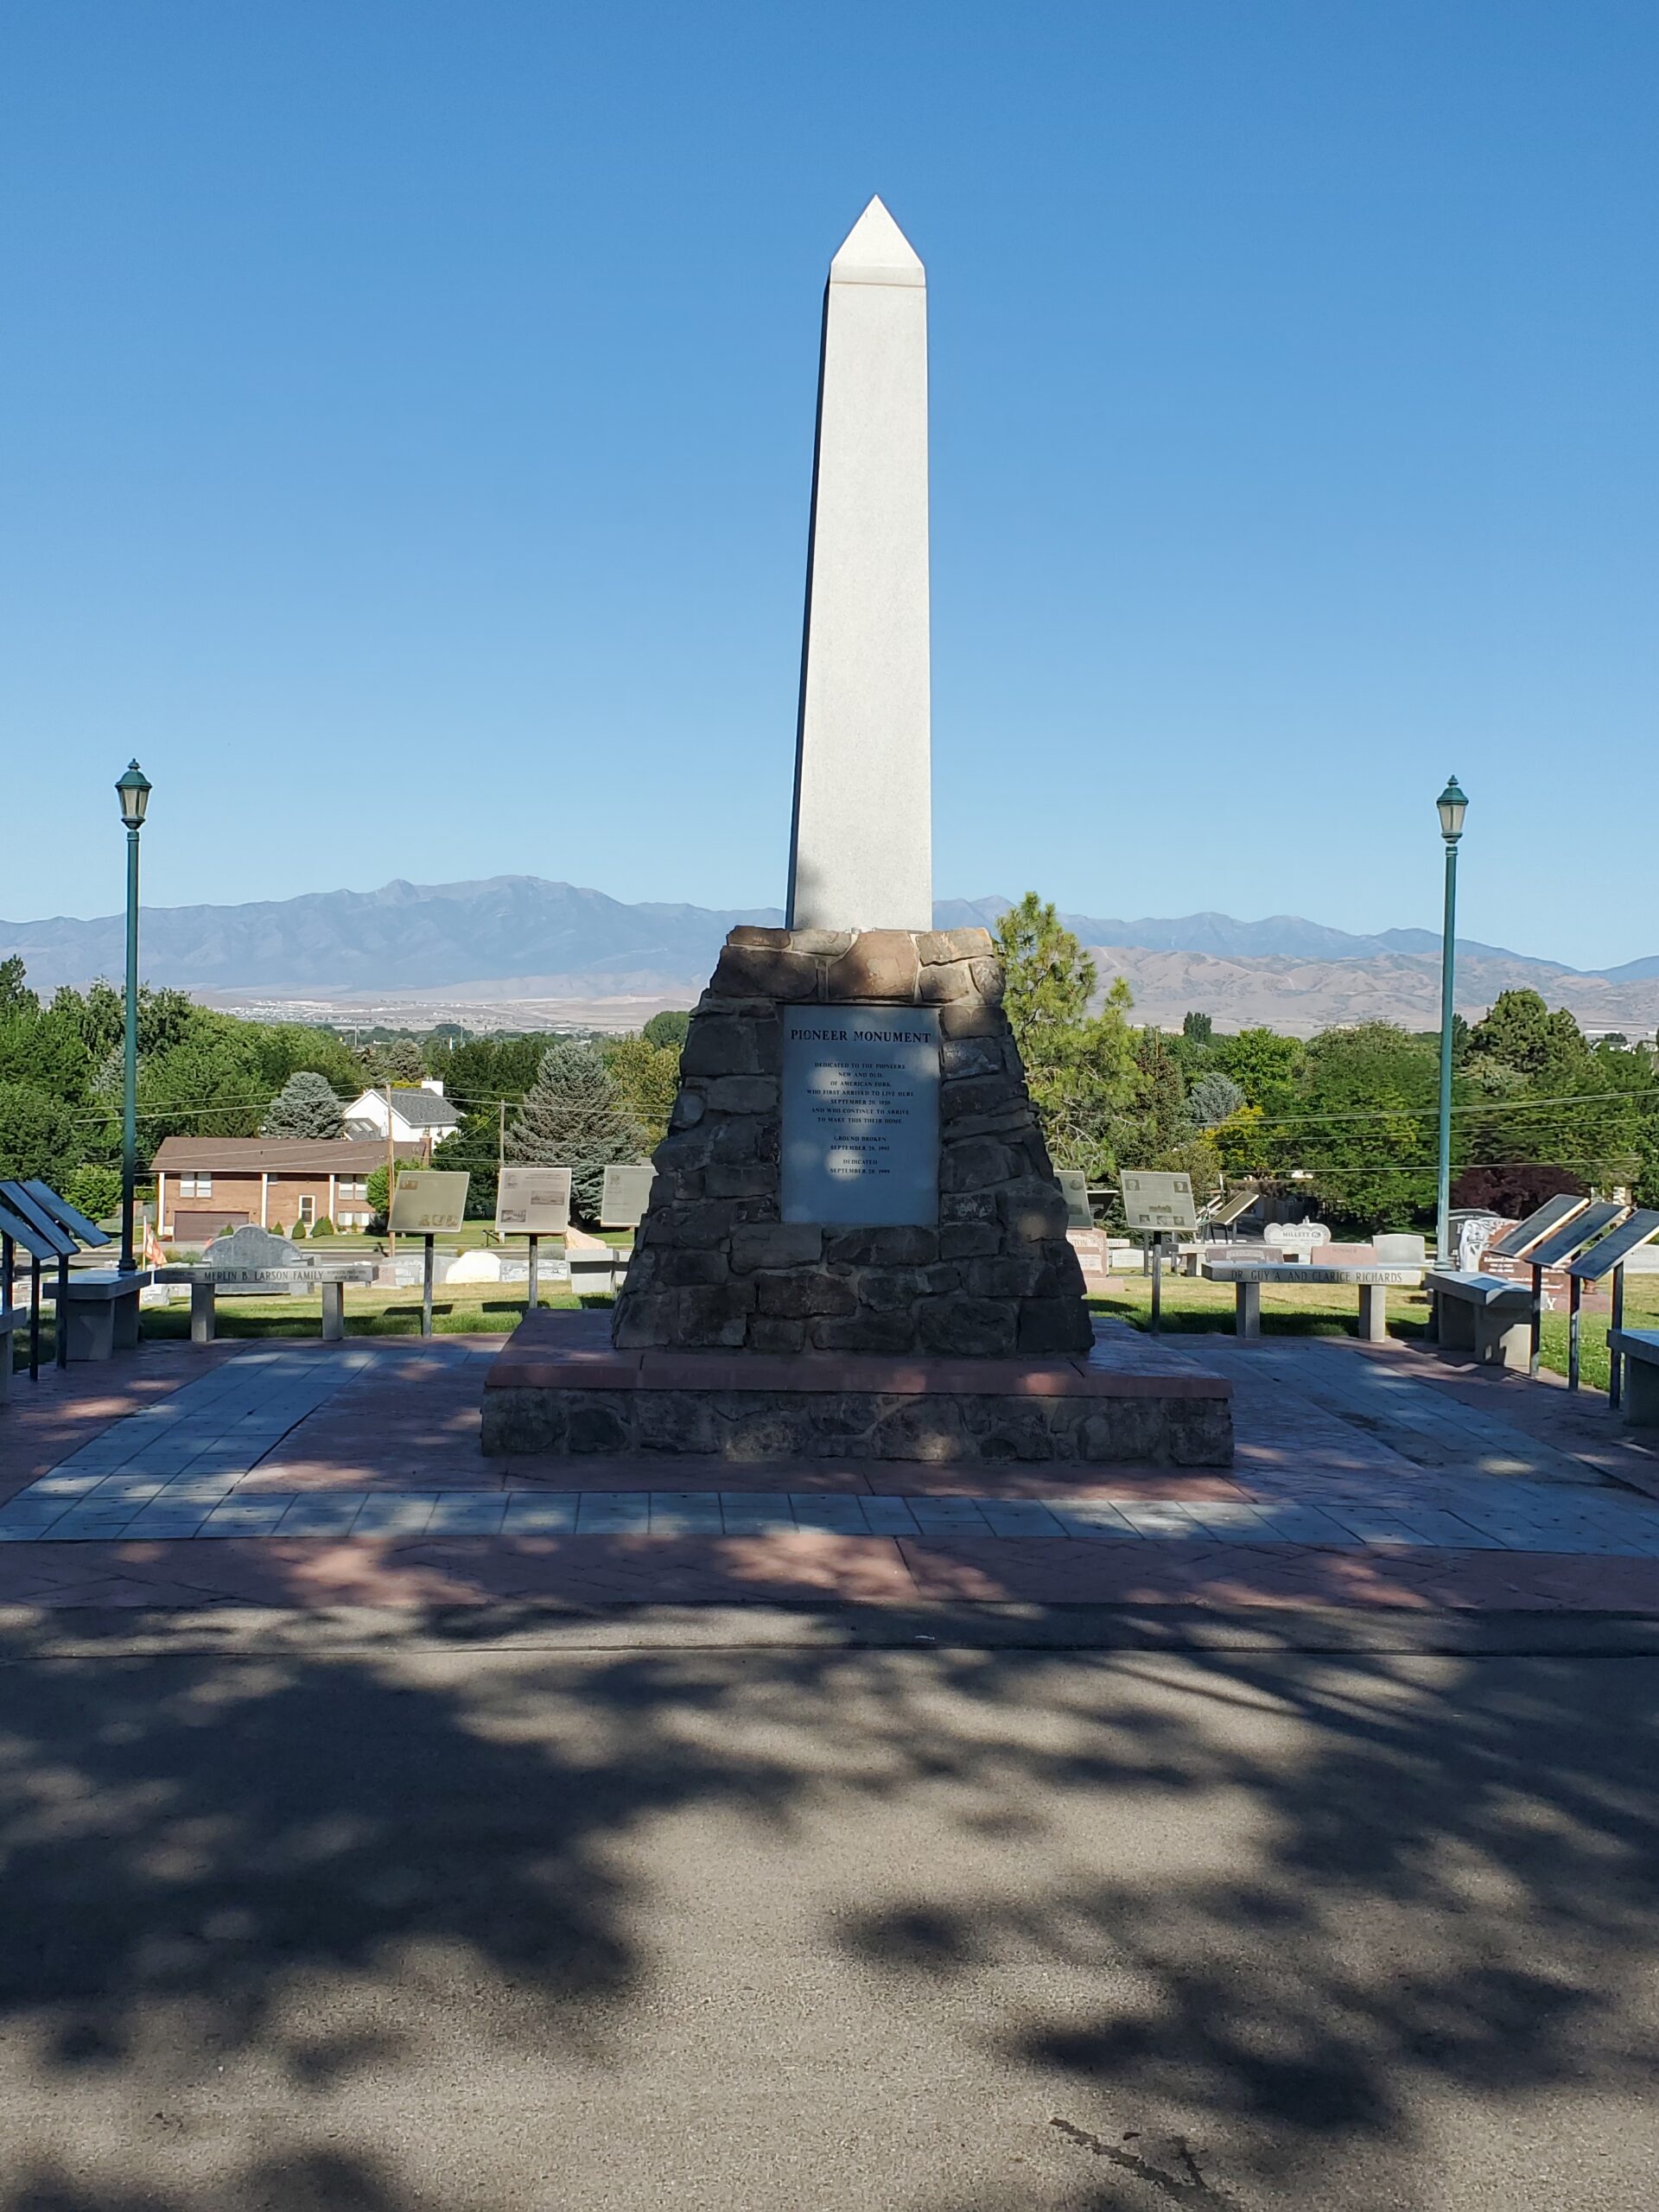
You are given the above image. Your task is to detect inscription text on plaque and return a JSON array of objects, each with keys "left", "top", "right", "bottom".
[{"left": 781, "top": 1004, "right": 939, "bottom": 1226}]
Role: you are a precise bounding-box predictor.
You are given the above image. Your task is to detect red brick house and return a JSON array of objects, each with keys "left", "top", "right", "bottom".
[{"left": 152, "top": 1137, "right": 424, "bottom": 1243}]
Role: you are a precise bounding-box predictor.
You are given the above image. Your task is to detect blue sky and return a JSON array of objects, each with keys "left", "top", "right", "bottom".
[{"left": 3, "top": 2, "right": 1654, "bottom": 967}]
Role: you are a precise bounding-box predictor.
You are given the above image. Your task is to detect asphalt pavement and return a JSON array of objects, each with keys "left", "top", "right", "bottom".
[{"left": 1, "top": 1609, "right": 1656, "bottom": 2210}]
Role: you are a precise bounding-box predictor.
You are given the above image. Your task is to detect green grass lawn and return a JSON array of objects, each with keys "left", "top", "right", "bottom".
[{"left": 7, "top": 1287, "right": 614, "bottom": 1363}]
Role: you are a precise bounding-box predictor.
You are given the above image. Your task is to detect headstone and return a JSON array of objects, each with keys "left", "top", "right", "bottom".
[
  {"left": 388, "top": 1171, "right": 470, "bottom": 1234},
  {"left": 786, "top": 198, "right": 931, "bottom": 933},
  {"left": 600, "top": 1165, "right": 656, "bottom": 1229},
  {"left": 1121, "top": 1172, "right": 1199, "bottom": 1235},
  {"left": 496, "top": 1166, "right": 572, "bottom": 1236},
  {"left": 1067, "top": 1229, "right": 1109, "bottom": 1281},
  {"left": 780, "top": 1006, "right": 939, "bottom": 1226},
  {"left": 1055, "top": 1169, "right": 1093, "bottom": 1231},
  {"left": 203, "top": 1224, "right": 305, "bottom": 1271},
  {"left": 1265, "top": 1222, "right": 1332, "bottom": 1258},
  {"left": 1375, "top": 1231, "right": 1429, "bottom": 1267}
]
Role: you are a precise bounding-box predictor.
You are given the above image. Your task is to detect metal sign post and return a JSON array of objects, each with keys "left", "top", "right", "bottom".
[
  {"left": 0, "top": 1196, "right": 67, "bottom": 1385},
  {"left": 1565, "top": 1210, "right": 1659, "bottom": 1409},
  {"left": 421, "top": 1235, "right": 436, "bottom": 1339},
  {"left": 495, "top": 1168, "right": 572, "bottom": 1317},
  {"left": 1567, "top": 1272, "right": 1584, "bottom": 1393},
  {"left": 1, "top": 1184, "right": 82, "bottom": 1377},
  {"left": 1120, "top": 1175, "right": 1196, "bottom": 1341}
]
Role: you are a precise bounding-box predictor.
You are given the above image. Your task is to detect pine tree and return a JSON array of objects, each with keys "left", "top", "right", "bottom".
[
  {"left": 262, "top": 1070, "right": 346, "bottom": 1139},
  {"left": 506, "top": 1040, "right": 647, "bottom": 1224}
]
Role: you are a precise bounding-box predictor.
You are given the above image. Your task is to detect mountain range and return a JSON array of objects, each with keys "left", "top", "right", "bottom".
[{"left": 3, "top": 876, "right": 1656, "bottom": 1036}]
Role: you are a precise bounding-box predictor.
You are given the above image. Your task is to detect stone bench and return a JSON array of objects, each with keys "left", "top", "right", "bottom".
[
  {"left": 1201, "top": 1262, "right": 1425, "bottom": 1343},
  {"left": 1427, "top": 1270, "right": 1534, "bottom": 1370},
  {"left": 40, "top": 1269, "right": 152, "bottom": 1361},
  {"left": 1610, "top": 1329, "right": 1659, "bottom": 1427},
  {"left": 158, "top": 1264, "right": 376, "bottom": 1344},
  {"left": 0, "top": 1306, "right": 20, "bottom": 1402}
]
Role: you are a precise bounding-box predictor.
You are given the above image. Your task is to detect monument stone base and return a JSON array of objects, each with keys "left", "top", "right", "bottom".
[
  {"left": 480, "top": 1320, "right": 1232, "bottom": 1465},
  {"left": 479, "top": 926, "right": 1233, "bottom": 1466},
  {"left": 613, "top": 925, "right": 1094, "bottom": 1358}
]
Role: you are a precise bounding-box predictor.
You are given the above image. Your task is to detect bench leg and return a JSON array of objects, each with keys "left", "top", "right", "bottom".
[
  {"left": 1434, "top": 1293, "right": 1477, "bottom": 1351},
  {"left": 0, "top": 1342, "right": 10, "bottom": 1404},
  {"left": 112, "top": 1292, "right": 141, "bottom": 1351},
  {"left": 1474, "top": 1310, "right": 1530, "bottom": 1371},
  {"left": 190, "top": 1282, "right": 217, "bottom": 1346},
  {"left": 1624, "top": 1359, "right": 1659, "bottom": 1430},
  {"left": 65, "top": 1301, "right": 116, "bottom": 1363},
  {"left": 321, "top": 1282, "right": 345, "bottom": 1342},
  {"left": 1235, "top": 1281, "right": 1261, "bottom": 1340},
  {"left": 1357, "top": 1285, "right": 1388, "bottom": 1343}
]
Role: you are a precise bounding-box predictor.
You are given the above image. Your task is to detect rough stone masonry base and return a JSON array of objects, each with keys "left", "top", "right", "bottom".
[
  {"left": 480, "top": 1336, "right": 1234, "bottom": 1466},
  {"left": 482, "top": 926, "right": 1234, "bottom": 1466},
  {"left": 610, "top": 925, "right": 1094, "bottom": 1359}
]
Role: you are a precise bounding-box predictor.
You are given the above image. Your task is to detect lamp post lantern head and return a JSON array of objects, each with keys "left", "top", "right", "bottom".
[
  {"left": 115, "top": 760, "right": 151, "bottom": 831},
  {"left": 1436, "top": 775, "right": 1468, "bottom": 843}
]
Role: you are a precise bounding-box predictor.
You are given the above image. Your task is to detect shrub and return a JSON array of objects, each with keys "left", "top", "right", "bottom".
[
  {"left": 1452, "top": 1163, "right": 1589, "bottom": 1217},
  {"left": 311, "top": 1216, "right": 335, "bottom": 1237}
]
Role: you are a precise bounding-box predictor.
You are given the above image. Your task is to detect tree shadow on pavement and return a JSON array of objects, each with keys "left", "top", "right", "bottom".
[{"left": 0, "top": 1620, "right": 1655, "bottom": 2209}]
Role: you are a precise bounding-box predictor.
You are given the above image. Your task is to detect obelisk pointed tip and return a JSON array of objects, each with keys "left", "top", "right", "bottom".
[{"left": 830, "top": 195, "right": 925, "bottom": 284}]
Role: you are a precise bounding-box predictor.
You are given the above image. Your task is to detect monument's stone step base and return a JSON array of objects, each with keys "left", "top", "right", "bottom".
[{"left": 481, "top": 1321, "right": 1232, "bottom": 1466}]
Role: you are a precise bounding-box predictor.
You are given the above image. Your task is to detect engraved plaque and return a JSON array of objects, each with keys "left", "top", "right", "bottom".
[
  {"left": 1055, "top": 1169, "right": 1093, "bottom": 1231},
  {"left": 495, "top": 1166, "right": 572, "bottom": 1236},
  {"left": 388, "top": 1170, "right": 470, "bottom": 1234},
  {"left": 1120, "top": 1169, "right": 1198, "bottom": 1234},
  {"left": 781, "top": 1005, "right": 939, "bottom": 1226},
  {"left": 601, "top": 1164, "right": 656, "bottom": 1228}
]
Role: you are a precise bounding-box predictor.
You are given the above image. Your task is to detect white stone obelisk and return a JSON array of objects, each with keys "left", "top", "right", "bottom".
[{"left": 785, "top": 198, "right": 931, "bottom": 933}]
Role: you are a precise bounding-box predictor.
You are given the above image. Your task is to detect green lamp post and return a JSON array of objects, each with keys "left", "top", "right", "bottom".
[
  {"left": 1434, "top": 776, "right": 1468, "bottom": 1272},
  {"left": 115, "top": 760, "right": 152, "bottom": 1274}
]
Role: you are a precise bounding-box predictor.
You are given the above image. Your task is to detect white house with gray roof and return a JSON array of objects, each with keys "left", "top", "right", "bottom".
[{"left": 342, "top": 1079, "right": 461, "bottom": 1148}]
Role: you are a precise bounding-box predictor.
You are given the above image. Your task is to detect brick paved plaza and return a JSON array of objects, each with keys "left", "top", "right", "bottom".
[{"left": 4, "top": 1313, "right": 1658, "bottom": 1618}]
